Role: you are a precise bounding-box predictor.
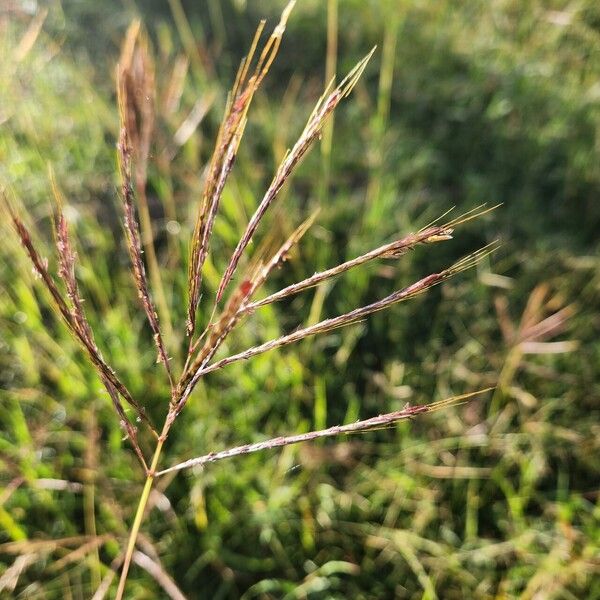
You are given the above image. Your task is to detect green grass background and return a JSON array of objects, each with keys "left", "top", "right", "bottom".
[{"left": 1, "top": 0, "right": 599, "bottom": 598}]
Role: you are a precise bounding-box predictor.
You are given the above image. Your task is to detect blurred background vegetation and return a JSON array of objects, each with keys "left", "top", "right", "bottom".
[{"left": 1, "top": 0, "right": 599, "bottom": 598}]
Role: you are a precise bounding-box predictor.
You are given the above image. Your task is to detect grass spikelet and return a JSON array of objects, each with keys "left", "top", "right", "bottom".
[
  {"left": 192, "top": 243, "right": 498, "bottom": 380},
  {"left": 177, "top": 211, "right": 319, "bottom": 411},
  {"left": 241, "top": 224, "right": 453, "bottom": 313},
  {"left": 50, "top": 173, "right": 149, "bottom": 469},
  {"left": 186, "top": 1, "right": 296, "bottom": 339},
  {"left": 117, "top": 80, "right": 174, "bottom": 391},
  {"left": 156, "top": 388, "right": 494, "bottom": 477},
  {"left": 117, "top": 22, "right": 175, "bottom": 390},
  {"left": 3, "top": 193, "right": 156, "bottom": 440},
  {"left": 216, "top": 47, "right": 376, "bottom": 303}
]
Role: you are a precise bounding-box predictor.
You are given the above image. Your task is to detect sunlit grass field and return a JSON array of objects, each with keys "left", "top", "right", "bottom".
[{"left": 1, "top": 1, "right": 599, "bottom": 598}]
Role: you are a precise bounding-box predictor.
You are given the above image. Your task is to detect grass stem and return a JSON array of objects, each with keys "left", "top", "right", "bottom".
[{"left": 115, "top": 434, "right": 166, "bottom": 600}]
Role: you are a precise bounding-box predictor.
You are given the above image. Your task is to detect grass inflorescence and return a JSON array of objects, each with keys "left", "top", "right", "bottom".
[
  {"left": 3, "top": 3, "right": 497, "bottom": 596},
  {"left": 4, "top": 1, "right": 597, "bottom": 598}
]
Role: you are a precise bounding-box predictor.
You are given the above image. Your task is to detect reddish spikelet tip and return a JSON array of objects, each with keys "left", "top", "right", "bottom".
[{"left": 240, "top": 280, "right": 253, "bottom": 296}]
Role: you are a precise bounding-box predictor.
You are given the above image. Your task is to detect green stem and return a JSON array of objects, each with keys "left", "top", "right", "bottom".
[{"left": 115, "top": 435, "right": 165, "bottom": 600}]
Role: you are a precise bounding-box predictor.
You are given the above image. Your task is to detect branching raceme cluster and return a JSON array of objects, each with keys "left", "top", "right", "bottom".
[{"left": 5, "top": 2, "right": 496, "bottom": 596}]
